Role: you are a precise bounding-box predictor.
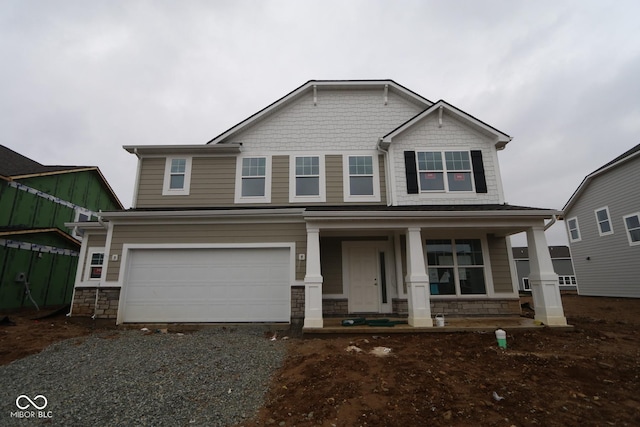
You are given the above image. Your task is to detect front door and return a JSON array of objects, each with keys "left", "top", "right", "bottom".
[{"left": 345, "top": 244, "right": 380, "bottom": 313}]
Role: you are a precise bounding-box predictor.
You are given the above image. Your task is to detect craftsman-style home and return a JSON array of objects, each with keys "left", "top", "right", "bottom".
[{"left": 70, "top": 80, "right": 567, "bottom": 328}]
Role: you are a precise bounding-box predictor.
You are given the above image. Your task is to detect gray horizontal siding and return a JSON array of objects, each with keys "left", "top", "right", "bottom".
[{"left": 566, "top": 156, "right": 640, "bottom": 297}]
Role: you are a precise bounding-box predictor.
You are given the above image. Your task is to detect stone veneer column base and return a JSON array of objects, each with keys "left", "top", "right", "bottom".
[
  {"left": 71, "top": 288, "right": 121, "bottom": 319},
  {"left": 394, "top": 298, "right": 521, "bottom": 317}
]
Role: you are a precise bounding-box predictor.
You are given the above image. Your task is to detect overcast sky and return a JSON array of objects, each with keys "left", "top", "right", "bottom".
[{"left": 2, "top": 0, "right": 639, "bottom": 246}]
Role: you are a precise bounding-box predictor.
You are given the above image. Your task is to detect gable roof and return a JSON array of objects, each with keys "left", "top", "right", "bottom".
[
  {"left": 563, "top": 142, "right": 640, "bottom": 212},
  {"left": 206, "top": 80, "right": 433, "bottom": 145},
  {"left": 380, "top": 100, "right": 512, "bottom": 150},
  {"left": 0, "top": 145, "right": 123, "bottom": 209},
  {"left": 0, "top": 145, "right": 90, "bottom": 178}
]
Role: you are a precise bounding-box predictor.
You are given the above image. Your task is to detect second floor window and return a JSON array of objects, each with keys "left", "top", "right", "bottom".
[
  {"left": 417, "top": 151, "right": 473, "bottom": 192},
  {"left": 241, "top": 157, "right": 267, "bottom": 197},
  {"left": 169, "top": 159, "right": 187, "bottom": 189},
  {"left": 567, "top": 217, "right": 581, "bottom": 242},
  {"left": 163, "top": 157, "right": 192, "bottom": 196},
  {"left": 348, "top": 156, "right": 374, "bottom": 196},
  {"left": 295, "top": 156, "right": 320, "bottom": 196},
  {"left": 623, "top": 213, "right": 640, "bottom": 245},
  {"left": 595, "top": 207, "right": 613, "bottom": 236}
]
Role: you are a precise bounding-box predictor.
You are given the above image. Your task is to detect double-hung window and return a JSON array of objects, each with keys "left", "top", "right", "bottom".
[
  {"left": 417, "top": 151, "right": 473, "bottom": 192},
  {"left": 85, "top": 249, "right": 105, "bottom": 281},
  {"left": 426, "top": 239, "right": 486, "bottom": 295},
  {"left": 162, "top": 157, "right": 192, "bottom": 195},
  {"left": 344, "top": 154, "right": 380, "bottom": 202},
  {"left": 236, "top": 156, "right": 271, "bottom": 203},
  {"left": 567, "top": 217, "right": 581, "bottom": 242},
  {"left": 290, "top": 155, "right": 325, "bottom": 202},
  {"left": 595, "top": 207, "right": 613, "bottom": 236},
  {"left": 623, "top": 213, "right": 640, "bottom": 246}
]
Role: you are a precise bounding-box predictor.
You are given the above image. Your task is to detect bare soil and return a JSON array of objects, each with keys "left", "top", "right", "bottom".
[
  {"left": 248, "top": 294, "right": 640, "bottom": 427},
  {"left": 2, "top": 295, "right": 640, "bottom": 426}
]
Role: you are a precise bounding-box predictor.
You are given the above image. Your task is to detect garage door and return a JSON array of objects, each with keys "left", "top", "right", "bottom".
[{"left": 120, "top": 247, "right": 291, "bottom": 323}]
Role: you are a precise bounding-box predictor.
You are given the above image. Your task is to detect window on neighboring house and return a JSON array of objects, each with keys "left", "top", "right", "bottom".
[
  {"left": 595, "top": 207, "right": 613, "bottom": 236},
  {"left": 417, "top": 151, "right": 473, "bottom": 192},
  {"left": 623, "top": 213, "right": 640, "bottom": 246},
  {"left": 567, "top": 217, "right": 581, "bottom": 242},
  {"left": 85, "top": 250, "right": 104, "bottom": 281},
  {"left": 343, "top": 154, "right": 380, "bottom": 202},
  {"left": 162, "top": 157, "right": 192, "bottom": 195},
  {"left": 71, "top": 209, "right": 93, "bottom": 239},
  {"left": 558, "top": 275, "right": 577, "bottom": 286},
  {"left": 426, "top": 239, "right": 486, "bottom": 295},
  {"left": 290, "top": 155, "right": 325, "bottom": 202}
]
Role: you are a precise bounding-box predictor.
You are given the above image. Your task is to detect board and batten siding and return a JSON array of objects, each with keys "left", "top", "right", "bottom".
[
  {"left": 105, "top": 222, "right": 307, "bottom": 282},
  {"left": 487, "top": 235, "right": 515, "bottom": 294},
  {"left": 566, "top": 156, "right": 640, "bottom": 297},
  {"left": 135, "top": 157, "right": 236, "bottom": 208}
]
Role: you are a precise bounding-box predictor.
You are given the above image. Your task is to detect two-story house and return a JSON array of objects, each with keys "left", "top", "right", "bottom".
[
  {"left": 563, "top": 143, "right": 640, "bottom": 298},
  {"left": 69, "top": 80, "right": 567, "bottom": 327},
  {"left": 0, "top": 145, "right": 122, "bottom": 309}
]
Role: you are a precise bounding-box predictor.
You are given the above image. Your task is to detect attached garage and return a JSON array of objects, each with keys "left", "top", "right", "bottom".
[{"left": 119, "top": 246, "right": 292, "bottom": 323}]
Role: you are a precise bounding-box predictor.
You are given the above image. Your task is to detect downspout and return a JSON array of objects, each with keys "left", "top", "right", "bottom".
[
  {"left": 544, "top": 214, "right": 558, "bottom": 231},
  {"left": 377, "top": 138, "right": 394, "bottom": 206}
]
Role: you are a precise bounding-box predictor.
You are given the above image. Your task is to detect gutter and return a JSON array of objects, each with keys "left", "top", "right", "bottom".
[{"left": 544, "top": 214, "right": 558, "bottom": 231}]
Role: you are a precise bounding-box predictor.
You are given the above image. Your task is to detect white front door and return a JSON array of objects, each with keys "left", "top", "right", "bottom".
[{"left": 345, "top": 244, "right": 380, "bottom": 313}]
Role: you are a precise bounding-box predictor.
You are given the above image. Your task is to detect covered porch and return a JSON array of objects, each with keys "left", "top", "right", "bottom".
[{"left": 301, "top": 206, "right": 568, "bottom": 330}]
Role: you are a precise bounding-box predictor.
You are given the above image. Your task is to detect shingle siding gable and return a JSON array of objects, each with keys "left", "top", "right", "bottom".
[
  {"left": 391, "top": 112, "right": 501, "bottom": 205},
  {"left": 227, "top": 89, "right": 423, "bottom": 151}
]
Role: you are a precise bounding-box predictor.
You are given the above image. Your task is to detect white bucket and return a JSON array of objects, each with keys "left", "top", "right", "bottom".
[
  {"left": 495, "top": 329, "right": 507, "bottom": 348},
  {"left": 435, "top": 314, "right": 445, "bottom": 327}
]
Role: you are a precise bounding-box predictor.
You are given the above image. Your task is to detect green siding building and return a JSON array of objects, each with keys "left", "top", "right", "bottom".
[{"left": 0, "top": 145, "right": 122, "bottom": 309}]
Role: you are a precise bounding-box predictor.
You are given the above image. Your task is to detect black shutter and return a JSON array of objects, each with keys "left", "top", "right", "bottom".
[
  {"left": 471, "top": 150, "right": 487, "bottom": 193},
  {"left": 404, "top": 151, "right": 419, "bottom": 194}
]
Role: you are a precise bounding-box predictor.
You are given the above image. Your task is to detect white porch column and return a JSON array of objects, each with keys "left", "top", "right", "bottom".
[
  {"left": 405, "top": 227, "right": 433, "bottom": 327},
  {"left": 303, "top": 227, "right": 323, "bottom": 328},
  {"left": 527, "top": 226, "right": 567, "bottom": 326}
]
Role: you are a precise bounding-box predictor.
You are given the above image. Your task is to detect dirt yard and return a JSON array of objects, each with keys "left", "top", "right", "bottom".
[{"left": 2, "top": 294, "right": 640, "bottom": 426}]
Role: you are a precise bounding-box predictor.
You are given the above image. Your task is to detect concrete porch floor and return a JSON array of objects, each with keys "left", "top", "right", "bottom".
[{"left": 303, "top": 316, "right": 571, "bottom": 335}]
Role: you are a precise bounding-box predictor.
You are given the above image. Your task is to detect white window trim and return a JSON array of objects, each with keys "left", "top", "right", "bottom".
[
  {"left": 289, "top": 154, "right": 326, "bottom": 203},
  {"left": 234, "top": 155, "right": 272, "bottom": 204},
  {"left": 342, "top": 152, "right": 381, "bottom": 203},
  {"left": 71, "top": 208, "right": 93, "bottom": 239},
  {"left": 623, "top": 212, "right": 640, "bottom": 246},
  {"left": 567, "top": 216, "right": 582, "bottom": 242},
  {"left": 522, "top": 277, "right": 531, "bottom": 291},
  {"left": 416, "top": 149, "right": 475, "bottom": 193},
  {"left": 594, "top": 206, "right": 614, "bottom": 236},
  {"left": 84, "top": 247, "right": 105, "bottom": 282},
  {"left": 162, "top": 156, "right": 192, "bottom": 196}
]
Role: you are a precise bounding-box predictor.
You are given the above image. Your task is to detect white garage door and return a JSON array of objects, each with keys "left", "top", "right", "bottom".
[{"left": 120, "top": 247, "right": 291, "bottom": 323}]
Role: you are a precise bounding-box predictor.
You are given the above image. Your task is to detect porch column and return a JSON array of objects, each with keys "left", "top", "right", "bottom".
[
  {"left": 527, "top": 226, "right": 567, "bottom": 326},
  {"left": 405, "top": 227, "right": 433, "bottom": 327},
  {"left": 304, "top": 227, "right": 323, "bottom": 328}
]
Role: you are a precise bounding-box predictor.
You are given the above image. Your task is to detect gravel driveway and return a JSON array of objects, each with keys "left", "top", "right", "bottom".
[{"left": 0, "top": 327, "right": 286, "bottom": 426}]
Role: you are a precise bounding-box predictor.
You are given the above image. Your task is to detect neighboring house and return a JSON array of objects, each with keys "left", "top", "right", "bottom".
[
  {"left": 563, "top": 143, "right": 640, "bottom": 298},
  {"left": 512, "top": 246, "right": 577, "bottom": 292},
  {"left": 69, "top": 80, "right": 567, "bottom": 327},
  {"left": 0, "top": 145, "right": 122, "bottom": 309}
]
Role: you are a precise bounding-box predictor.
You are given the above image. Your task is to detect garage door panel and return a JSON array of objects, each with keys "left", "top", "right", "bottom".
[{"left": 121, "top": 247, "right": 291, "bottom": 323}]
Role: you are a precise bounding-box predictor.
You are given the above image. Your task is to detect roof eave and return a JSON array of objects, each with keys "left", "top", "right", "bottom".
[{"left": 124, "top": 144, "right": 242, "bottom": 156}]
